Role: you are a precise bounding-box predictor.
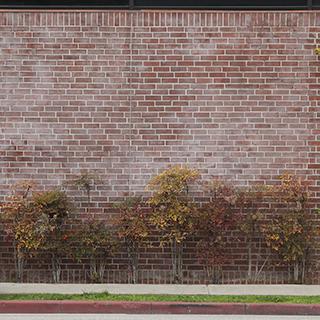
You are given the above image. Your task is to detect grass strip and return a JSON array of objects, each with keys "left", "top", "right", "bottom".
[{"left": 0, "top": 293, "right": 318, "bottom": 304}]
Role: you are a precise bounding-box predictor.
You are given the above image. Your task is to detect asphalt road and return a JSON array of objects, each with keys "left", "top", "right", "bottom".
[{"left": 0, "top": 315, "right": 320, "bottom": 320}]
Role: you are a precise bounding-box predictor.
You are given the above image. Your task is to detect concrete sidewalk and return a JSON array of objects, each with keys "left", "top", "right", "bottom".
[
  {"left": 0, "top": 283, "right": 319, "bottom": 316},
  {"left": 0, "top": 283, "right": 319, "bottom": 296}
]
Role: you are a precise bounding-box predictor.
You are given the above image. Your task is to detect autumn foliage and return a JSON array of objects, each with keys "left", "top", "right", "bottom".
[
  {"left": 0, "top": 169, "right": 316, "bottom": 284},
  {"left": 0, "top": 183, "right": 72, "bottom": 282},
  {"left": 0, "top": 182, "right": 46, "bottom": 281},
  {"left": 261, "top": 173, "right": 312, "bottom": 283},
  {"left": 73, "top": 219, "right": 115, "bottom": 283},
  {"left": 114, "top": 197, "right": 149, "bottom": 283},
  {"left": 147, "top": 165, "right": 200, "bottom": 283},
  {"left": 194, "top": 180, "right": 239, "bottom": 283}
]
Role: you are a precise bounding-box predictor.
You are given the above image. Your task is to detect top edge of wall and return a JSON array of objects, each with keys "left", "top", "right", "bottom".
[{"left": 0, "top": 10, "right": 319, "bottom": 27}]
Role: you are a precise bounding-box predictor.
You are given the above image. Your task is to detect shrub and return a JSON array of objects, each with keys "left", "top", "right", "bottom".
[
  {"left": 0, "top": 183, "right": 71, "bottom": 283},
  {"left": 114, "top": 197, "right": 149, "bottom": 283},
  {"left": 32, "top": 189, "right": 72, "bottom": 283},
  {"left": 68, "top": 171, "right": 97, "bottom": 204},
  {"left": 73, "top": 219, "right": 115, "bottom": 283},
  {"left": 33, "top": 189, "right": 70, "bottom": 221},
  {"left": 0, "top": 182, "right": 49, "bottom": 281},
  {"left": 261, "top": 173, "right": 311, "bottom": 283},
  {"left": 239, "top": 185, "right": 269, "bottom": 282},
  {"left": 195, "top": 180, "right": 239, "bottom": 283},
  {"left": 147, "top": 165, "right": 200, "bottom": 283}
]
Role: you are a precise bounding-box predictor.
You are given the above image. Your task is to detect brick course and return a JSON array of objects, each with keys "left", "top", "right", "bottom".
[{"left": 0, "top": 10, "right": 319, "bottom": 283}]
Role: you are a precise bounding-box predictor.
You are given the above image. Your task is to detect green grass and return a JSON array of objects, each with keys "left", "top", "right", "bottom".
[{"left": 0, "top": 293, "right": 319, "bottom": 304}]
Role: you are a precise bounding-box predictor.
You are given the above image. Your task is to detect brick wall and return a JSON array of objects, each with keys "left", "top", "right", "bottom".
[{"left": 0, "top": 10, "right": 319, "bottom": 283}]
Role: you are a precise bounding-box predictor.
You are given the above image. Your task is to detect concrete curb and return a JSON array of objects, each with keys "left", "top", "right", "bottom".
[{"left": 0, "top": 301, "right": 320, "bottom": 315}]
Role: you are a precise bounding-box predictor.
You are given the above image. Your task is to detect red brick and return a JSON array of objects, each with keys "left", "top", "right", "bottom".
[{"left": 0, "top": 10, "right": 318, "bottom": 284}]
